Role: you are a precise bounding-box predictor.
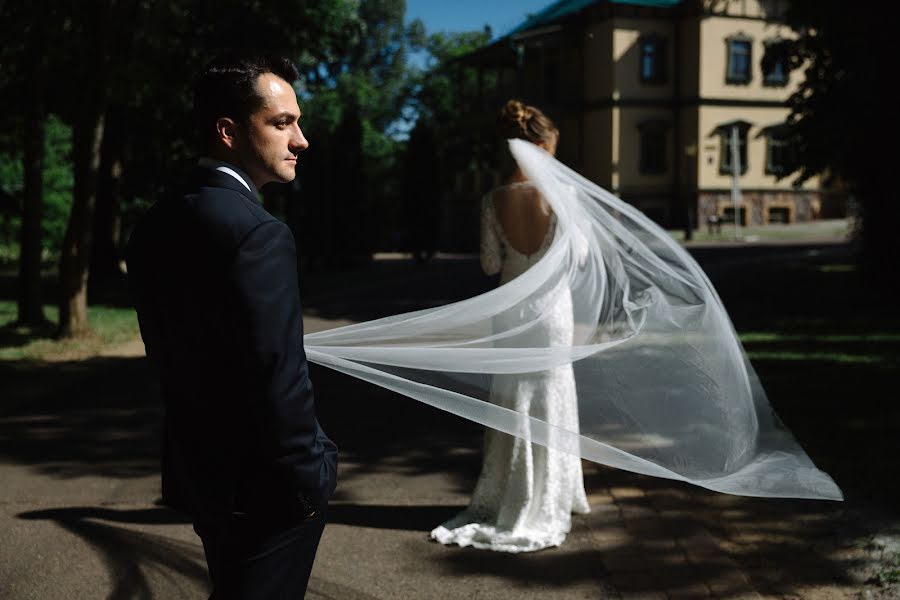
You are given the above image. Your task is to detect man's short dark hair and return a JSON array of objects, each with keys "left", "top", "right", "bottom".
[{"left": 194, "top": 54, "right": 300, "bottom": 150}]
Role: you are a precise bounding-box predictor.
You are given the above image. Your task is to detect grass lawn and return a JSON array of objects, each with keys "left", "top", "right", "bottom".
[
  {"left": 0, "top": 300, "right": 139, "bottom": 361},
  {"left": 712, "top": 247, "right": 899, "bottom": 510}
]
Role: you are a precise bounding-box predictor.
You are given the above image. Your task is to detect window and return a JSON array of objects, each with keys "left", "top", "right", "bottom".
[
  {"left": 767, "top": 206, "right": 791, "bottom": 223},
  {"left": 762, "top": 39, "right": 789, "bottom": 86},
  {"left": 726, "top": 35, "right": 753, "bottom": 84},
  {"left": 638, "top": 119, "right": 668, "bottom": 175},
  {"left": 717, "top": 121, "right": 751, "bottom": 175},
  {"left": 764, "top": 124, "right": 795, "bottom": 176},
  {"left": 722, "top": 206, "right": 748, "bottom": 226},
  {"left": 639, "top": 35, "right": 667, "bottom": 84}
]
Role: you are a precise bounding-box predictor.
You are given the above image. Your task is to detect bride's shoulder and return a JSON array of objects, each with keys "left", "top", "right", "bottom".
[
  {"left": 494, "top": 180, "right": 536, "bottom": 191},
  {"left": 489, "top": 181, "right": 538, "bottom": 201}
]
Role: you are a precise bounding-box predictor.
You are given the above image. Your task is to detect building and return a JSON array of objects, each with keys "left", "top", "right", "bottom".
[{"left": 457, "top": 0, "right": 844, "bottom": 230}]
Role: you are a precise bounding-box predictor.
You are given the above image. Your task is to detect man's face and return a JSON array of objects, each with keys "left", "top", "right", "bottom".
[{"left": 236, "top": 72, "right": 309, "bottom": 188}]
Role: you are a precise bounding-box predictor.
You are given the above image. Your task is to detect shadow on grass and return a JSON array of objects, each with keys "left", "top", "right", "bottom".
[
  {"left": 0, "top": 318, "right": 57, "bottom": 349},
  {"left": 714, "top": 244, "right": 900, "bottom": 513}
]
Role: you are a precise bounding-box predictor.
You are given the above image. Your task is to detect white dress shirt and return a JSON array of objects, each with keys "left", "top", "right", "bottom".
[{"left": 198, "top": 157, "right": 252, "bottom": 193}]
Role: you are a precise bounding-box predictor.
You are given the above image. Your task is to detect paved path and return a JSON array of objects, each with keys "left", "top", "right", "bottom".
[{"left": 1, "top": 242, "right": 895, "bottom": 599}]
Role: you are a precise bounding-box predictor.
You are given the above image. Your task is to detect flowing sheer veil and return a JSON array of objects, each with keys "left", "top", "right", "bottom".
[{"left": 305, "top": 139, "right": 842, "bottom": 501}]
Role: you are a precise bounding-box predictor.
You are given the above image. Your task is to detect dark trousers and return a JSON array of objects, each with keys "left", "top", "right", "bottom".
[{"left": 194, "top": 510, "right": 327, "bottom": 599}]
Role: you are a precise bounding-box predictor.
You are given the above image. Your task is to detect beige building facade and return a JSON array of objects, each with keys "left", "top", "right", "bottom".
[{"left": 463, "top": 0, "right": 843, "bottom": 229}]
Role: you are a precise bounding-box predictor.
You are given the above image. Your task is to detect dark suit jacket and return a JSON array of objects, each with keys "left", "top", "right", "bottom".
[{"left": 126, "top": 162, "right": 337, "bottom": 522}]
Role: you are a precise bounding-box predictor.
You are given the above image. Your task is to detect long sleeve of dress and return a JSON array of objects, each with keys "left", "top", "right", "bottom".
[{"left": 480, "top": 195, "right": 503, "bottom": 275}]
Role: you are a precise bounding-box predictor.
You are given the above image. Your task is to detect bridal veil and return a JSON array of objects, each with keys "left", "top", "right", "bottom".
[{"left": 304, "top": 139, "right": 842, "bottom": 501}]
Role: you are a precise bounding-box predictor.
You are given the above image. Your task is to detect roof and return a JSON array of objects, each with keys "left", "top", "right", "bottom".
[
  {"left": 454, "top": 0, "right": 683, "bottom": 68},
  {"left": 506, "top": 0, "right": 683, "bottom": 37}
]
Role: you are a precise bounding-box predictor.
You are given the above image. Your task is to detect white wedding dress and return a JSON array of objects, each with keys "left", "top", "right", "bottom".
[{"left": 430, "top": 183, "right": 591, "bottom": 553}]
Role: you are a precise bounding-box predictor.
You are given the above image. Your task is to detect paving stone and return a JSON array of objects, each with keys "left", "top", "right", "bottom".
[
  {"left": 665, "top": 582, "right": 712, "bottom": 598},
  {"left": 621, "top": 505, "right": 658, "bottom": 520},
  {"left": 617, "top": 591, "right": 667, "bottom": 600},
  {"left": 637, "top": 536, "right": 679, "bottom": 552},
  {"left": 705, "top": 569, "right": 755, "bottom": 596},
  {"left": 602, "top": 551, "right": 648, "bottom": 572},
  {"left": 718, "top": 509, "right": 752, "bottom": 521},
  {"left": 645, "top": 488, "right": 692, "bottom": 502},
  {"left": 610, "top": 486, "right": 647, "bottom": 500},
  {"left": 652, "top": 565, "right": 711, "bottom": 589},
  {"left": 622, "top": 508, "right": 661, "bottom": 533},
  {"left": 609, "top": 572, "right": 655, "bottom": 591},
  {"left": 678, "top": 530, "right": 728, "bottom": 563},
  {"left": 684, "top": 551, "right": 741, "bottom": 570},
  {"left": 657, "top": 518, "right": 706, "bottom": 538},
  {"left": 591, "top": 502, "right": 624, "bottom": 518},
  {"left": 715, "top": 593, "right": 764, "bottom": 600},
  {"left": 591, "top": 526, "right": 632, "bottom": 548},
  {"left": 644, "top": 548, "right": 691, "bottom": 568},
  {"left": 589, "top": 491, "right": 617, "bottom": 506}
]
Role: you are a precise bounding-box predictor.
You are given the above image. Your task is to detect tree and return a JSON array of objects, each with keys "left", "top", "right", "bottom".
[
  {"left": 56, "top": 2, "right": 135, "bottom": 337},
  {"left": 1, "top": 0, "right": 424, "bottom": 335},
  {"left": 409, "top": 28, "right": 494, "bottom": 173},
  {"left": 18, "top": 25, "right": 48, "bottom": 326},
  {"left": 402, "top": 28, "right": 493, "bottom": 252},
  {"left": 46, "top": 0, "right": 366, "bottom": 336},
  {"left": 401, "top": 120, "right": 440, "bottom": 260},
  {"left": 0, "top": 3, "right": 53, "bottom": 325},
  {"left": 784, "top": 1, "right": 898, "bottom": 285},
  {"left": 295, "top": 0, "right": 419, "bottom": 265}
]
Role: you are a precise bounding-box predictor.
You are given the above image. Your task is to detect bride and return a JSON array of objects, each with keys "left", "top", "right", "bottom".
[
  {"left": 303, "top": 98, "right": 842, "bottom": 549},
  {"left": 430, "top": 100, "right": 591, "bottom": 552}
]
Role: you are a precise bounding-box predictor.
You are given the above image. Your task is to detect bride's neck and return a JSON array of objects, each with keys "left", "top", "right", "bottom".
[{"left": 506, "top": 168, "right": 528, "bottom": 185}]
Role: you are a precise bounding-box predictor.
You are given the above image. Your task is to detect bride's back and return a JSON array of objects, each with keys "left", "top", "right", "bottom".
[{"left": 491, "top": 182, "right": 553, "bottom": 256}]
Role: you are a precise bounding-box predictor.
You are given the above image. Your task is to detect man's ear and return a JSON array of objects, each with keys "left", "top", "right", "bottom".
[{"left": 215, "top": 117, "right": 238, "bottom": 150}]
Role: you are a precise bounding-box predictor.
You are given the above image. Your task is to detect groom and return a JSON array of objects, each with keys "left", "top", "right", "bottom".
[{"left": 126, "top": 55, "right": 337, "bottom": 598}]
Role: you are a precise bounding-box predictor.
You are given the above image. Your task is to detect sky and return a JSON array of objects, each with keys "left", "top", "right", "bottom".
[
  {"left": 405, "top": 0, "right": 553, "bottom": 41},
  {"left": 395, "top": 0, "right": 555, "bottom": 135}
]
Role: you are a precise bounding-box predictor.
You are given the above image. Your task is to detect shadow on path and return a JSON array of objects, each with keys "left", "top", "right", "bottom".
[
  {"left": 327, "top": 504, "right": 463, "bottom": 532},
  {"left": 18, "top": 506, "right": 206, "bottom": 600},
  {"left": 0, "top": 356, "right": 160, "bottom": 479},
  {"left": 3, "top": 241, "right": 897, "bottom": 598}
]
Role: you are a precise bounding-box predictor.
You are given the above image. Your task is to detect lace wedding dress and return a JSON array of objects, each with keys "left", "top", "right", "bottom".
[{"left": 430, "top": 183, "right": 591, "bottom": 553}]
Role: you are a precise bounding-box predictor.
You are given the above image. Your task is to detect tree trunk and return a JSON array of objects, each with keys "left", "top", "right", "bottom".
[
  {"left": 58, "top": 109, "right": 105, "bottom": 338},
  {"left": 90, "top": 106, "right": 125, "bottom": 284},
  {"left": 17, "top": 38, "right": 48, "bottom": 326}
]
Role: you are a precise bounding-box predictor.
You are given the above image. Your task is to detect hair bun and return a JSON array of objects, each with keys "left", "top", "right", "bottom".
[
  {"left": 500, "top": 99, "right": 530, "bottom": 137},
  {"left": 497, "top": 98, "right": 558, "bottom": 147}
]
